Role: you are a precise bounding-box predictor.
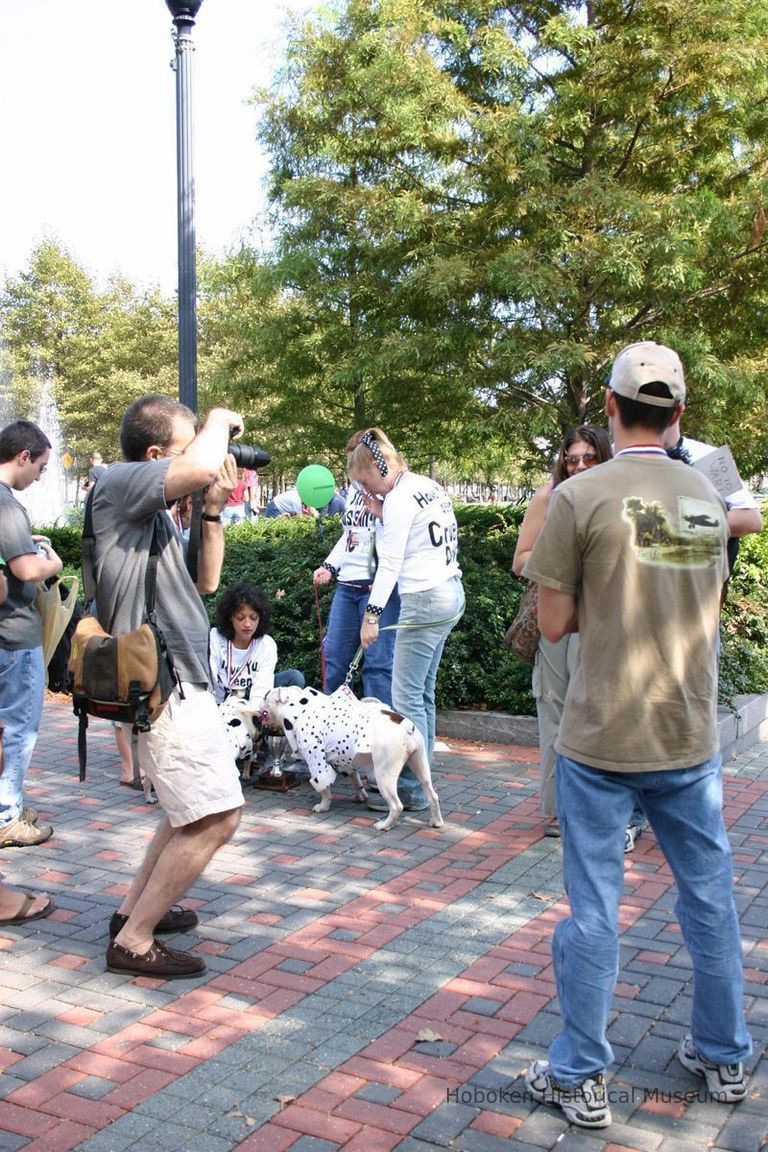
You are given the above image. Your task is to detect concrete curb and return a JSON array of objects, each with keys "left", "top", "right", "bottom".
[{"left": 438, "top": 691, "right": 768, "bottom": 761}]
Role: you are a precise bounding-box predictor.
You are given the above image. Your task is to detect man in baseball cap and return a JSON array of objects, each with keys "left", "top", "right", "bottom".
[{"left": 521, "top": 342, "right": 751, "bottom": 1127}]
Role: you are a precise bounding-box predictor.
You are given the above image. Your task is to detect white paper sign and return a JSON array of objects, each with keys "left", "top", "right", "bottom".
[{"left": 691, "top": 446, "right": 743, "bottom": 498}]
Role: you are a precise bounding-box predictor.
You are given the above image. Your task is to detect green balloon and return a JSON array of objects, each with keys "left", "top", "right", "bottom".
[{"left": 296, "top": 464, "right": 336, "bottom": 509}]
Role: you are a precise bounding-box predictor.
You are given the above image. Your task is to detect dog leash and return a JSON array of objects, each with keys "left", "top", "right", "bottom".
[
  {"left": 343, "top": 608, "right": 465, "bottom": 688},
  {"left": 313, "top": 580, "right": 328, "bottom": 690}
]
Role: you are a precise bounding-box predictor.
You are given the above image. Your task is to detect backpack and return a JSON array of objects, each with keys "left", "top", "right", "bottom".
[{"left": 68, "top": 493, "right": 181, "bottom": 781}]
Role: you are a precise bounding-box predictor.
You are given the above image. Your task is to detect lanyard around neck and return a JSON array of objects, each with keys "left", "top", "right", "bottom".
[{"left": 226, "top": 639, "right": 255, "bottom": 688}]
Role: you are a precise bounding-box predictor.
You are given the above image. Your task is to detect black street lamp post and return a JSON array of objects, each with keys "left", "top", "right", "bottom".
[{"left": 165, "top": 1, "right": 204, "bottom": 413}]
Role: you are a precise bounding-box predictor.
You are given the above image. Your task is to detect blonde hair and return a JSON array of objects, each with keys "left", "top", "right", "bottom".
[{"left": 346, "top": 427, "right": 405, "bottom": 478}]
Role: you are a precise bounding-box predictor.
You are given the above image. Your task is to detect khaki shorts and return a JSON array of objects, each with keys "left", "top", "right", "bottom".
[{"left": 136, "top": 683, "right": 244, "bottom": 828}]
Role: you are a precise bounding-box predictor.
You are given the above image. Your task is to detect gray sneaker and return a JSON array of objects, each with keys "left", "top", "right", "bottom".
[
  {"left": 525, "top": 1060, "right": 612, "bottom": 1128},
  {"left": 0, "top": 818, "right": 54, "bottom": 848},
  {"left": 677, "top": 1035, "right": 747, "bottom": 1102},
  {"left": 624, "top": 821, "right": 647, "bottom": 853}
]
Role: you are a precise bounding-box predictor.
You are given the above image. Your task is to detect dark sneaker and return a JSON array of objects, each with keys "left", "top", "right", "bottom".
[
  {"left": 109, "top": 905, "right": 200, "bottom": 938},
  {"left": 525, "top": 1060, "right": 612, "bottom": 1128},
  {"left": 0, "top": 818, "right": 53, "bottom": 848},
  {"left": 677, "top": 1035, "right": 747, "bottom": 1102},
  {"left": 106, "top": 937, "right": 206, "bottom": 979}
]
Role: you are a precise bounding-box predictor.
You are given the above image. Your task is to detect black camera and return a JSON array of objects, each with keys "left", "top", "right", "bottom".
[{"left": 229, "top": 443, "right": 271, "bottom": 470}]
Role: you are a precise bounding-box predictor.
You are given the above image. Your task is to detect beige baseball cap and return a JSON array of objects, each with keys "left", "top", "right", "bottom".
[{"left": 608, "top": 341, "right": 686, "bottom": 407}]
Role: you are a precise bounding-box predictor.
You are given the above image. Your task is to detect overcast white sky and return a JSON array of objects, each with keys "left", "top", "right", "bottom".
[{"left": 0, "top": 0, "right": 316, "bottom": 294}]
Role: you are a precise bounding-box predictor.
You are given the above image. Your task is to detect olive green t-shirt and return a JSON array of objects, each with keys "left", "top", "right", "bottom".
[{"left": 525, "top": 453, "right": 728, "bottom": 773}]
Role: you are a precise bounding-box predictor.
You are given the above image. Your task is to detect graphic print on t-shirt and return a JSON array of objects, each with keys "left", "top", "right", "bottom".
[{"left": 622, "top": 495, "right": 723, "bottom": 568}]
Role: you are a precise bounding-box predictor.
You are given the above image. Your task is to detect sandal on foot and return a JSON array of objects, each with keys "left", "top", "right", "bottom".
[{"left": 0, "top": 893, "right": 55, "bottom": 926}]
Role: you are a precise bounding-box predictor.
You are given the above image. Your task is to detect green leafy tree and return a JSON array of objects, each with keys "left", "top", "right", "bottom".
[
  {"left": 0, "top": 242, "right": 178, "bottom": 473},
  {"left": 232, "top": 0, "right": 768, "bottom": 475}
]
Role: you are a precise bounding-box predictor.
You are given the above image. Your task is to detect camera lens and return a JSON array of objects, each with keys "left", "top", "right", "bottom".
[{"left": 228, "top": 443, "right": 271, "bottom": 470}]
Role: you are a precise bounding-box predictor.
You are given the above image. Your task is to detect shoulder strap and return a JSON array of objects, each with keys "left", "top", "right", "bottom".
[
  {"left": 82, "top": 488, "right": 160, "bottom": 620},
  {"left": 81, "top": 489, "right": 97, "bottom": 607}
]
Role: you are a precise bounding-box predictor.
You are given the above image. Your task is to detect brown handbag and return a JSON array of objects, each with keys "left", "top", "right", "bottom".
[{"left": 504, "top": 580, "right": 540, "bottom": 665}]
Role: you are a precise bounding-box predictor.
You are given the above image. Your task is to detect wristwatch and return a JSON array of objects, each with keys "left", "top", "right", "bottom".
[{"left": 201, "top": 512, "right": 222, "bottom": 523}]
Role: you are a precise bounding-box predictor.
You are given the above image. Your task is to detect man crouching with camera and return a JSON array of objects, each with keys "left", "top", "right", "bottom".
[{"left": 91, "top": 395, "right": 244, "bottom": 979}]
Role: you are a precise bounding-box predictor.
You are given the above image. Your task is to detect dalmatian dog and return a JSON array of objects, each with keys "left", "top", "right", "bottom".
[
  {"left": 218, "top": 694, "right": 261, "bottom": 766},
  {"left": 257, "top": 684, "right": 444, "bottom": 832}
]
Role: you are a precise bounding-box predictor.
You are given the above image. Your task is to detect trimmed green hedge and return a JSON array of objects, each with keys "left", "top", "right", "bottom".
[{"left": 41, "top": 503, "right": 767, "bottom": 715}]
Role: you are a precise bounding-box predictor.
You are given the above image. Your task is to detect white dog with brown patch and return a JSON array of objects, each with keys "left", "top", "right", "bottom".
[{"left": 257, "top": 684, "right": 444, "bottom": 832}]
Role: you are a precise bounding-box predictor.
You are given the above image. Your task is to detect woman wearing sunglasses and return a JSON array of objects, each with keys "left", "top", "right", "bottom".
[{"left": 513, "top": 426, "right": 613, "bottom": 835}]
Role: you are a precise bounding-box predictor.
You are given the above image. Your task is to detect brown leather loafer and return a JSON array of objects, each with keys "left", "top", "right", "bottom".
[
  {"left": 109, "top": 905, "right": 200, "bottom": 938},
  {"left": 106, "top": 938, "right": 206, "bottom": 979}
]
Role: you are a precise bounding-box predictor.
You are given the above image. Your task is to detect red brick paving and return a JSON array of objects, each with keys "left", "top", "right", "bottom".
[{"left": 0, "top": 700, "right": 764, "bottom": 1152}]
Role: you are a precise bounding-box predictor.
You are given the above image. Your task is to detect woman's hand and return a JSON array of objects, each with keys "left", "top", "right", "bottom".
[
  {"left": 360, "top": 617, "right": 379, "bottom": 650},
  {"left": 313, "top": 567, "right": 332, "bottom": 587},
  {"left": 360, "top": 491, "right": 384, "bottom": 521}
]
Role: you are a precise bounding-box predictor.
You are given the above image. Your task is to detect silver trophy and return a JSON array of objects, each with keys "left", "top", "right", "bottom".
[{"left": 262, "top": 731, "right": 287, "bottom": 778}]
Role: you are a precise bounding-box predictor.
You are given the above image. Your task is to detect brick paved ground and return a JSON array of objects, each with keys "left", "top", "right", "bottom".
[{"left": 0, "top": 698, "right": 765, "bottom": 1152}]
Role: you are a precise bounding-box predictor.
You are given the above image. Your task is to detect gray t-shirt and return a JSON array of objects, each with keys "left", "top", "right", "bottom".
[
  {"left": 0, "top": 482, "right": 41, "bottom": 650},
  {"left": 91, "top": 460, "right": 212, "bottom": 687}
]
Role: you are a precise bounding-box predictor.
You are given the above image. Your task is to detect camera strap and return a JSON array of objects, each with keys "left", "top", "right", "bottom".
[{"left": 185, "top": 489, "right": 205, "bottom": 584}]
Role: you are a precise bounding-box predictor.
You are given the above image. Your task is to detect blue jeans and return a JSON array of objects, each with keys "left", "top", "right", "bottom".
[
  {"left": 549, "top": 753, "right": 751, "bottom": 1085},
  {"left": 0, "top": 647, "right": 45, "bottom": 828},
  {"left": 323, "top": 583, "right": 400, "bottom": 706},
  {"left": 392, "top": 575, "right": 465, "bottom": 802},
  {"left": 274, "top": 669, "right": 305, "bottom": 690},
  {"left": 221, "top": 504, "right": 246, "bottom": 525}
]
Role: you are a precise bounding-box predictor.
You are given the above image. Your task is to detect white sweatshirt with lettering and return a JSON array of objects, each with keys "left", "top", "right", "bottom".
[{"left": 367, "top": 472, "right": 461, "bottom": 611}]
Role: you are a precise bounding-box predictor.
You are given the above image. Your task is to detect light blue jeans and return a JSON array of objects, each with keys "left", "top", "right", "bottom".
[
  {"left": 324, "top": 582, "right": 400, "bottom": 705},
  {"left": 221, "top": 504, "right": 246, "bottom": 525},
  {"left": 549, "top": 753, "right": 752, "bottom": 1085},
  {"left": 392, "top": 575, "right": 465, "bottom": 802},
  {"left": 0, "top": 647, "right": 45, "bottom": 828}
]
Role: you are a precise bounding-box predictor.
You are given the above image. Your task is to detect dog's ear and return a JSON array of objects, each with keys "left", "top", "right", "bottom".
[{"left": 228, "top": 696, "right": 262, "bottom": 720}]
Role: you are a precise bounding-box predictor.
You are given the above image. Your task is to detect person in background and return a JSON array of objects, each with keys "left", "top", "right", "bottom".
[
  {"left": 222, "top": 468, "right": 258, "bottom": 525},
  {"left": 348, "top": 428, "right": 465, "bottom": 814},
  {"left": 82, "top": 450, "right": 107, "bottom": 495},
  {"left": 264, "top": 488, "right": 308, "bottom": 518},
  {"left": 242, "top": 469, "right": 259, "bottom": 519},
  {"left": 313, "top": 433, "right": 400, "bottom": 703},
  {"left": 209, "top": 582, "right": 305, "bottom": 706},
  {"left": 0, "top": 420, "right": 63, "bottom": 848},
  {"left": 321, "top": 489, "right": 346, "bottom": 517},
  {"left": 664, "top": 418, "right": 762, "bottom": 602},
  {"left": 513, "top": 426, "right": 613, "bottom": 837},
  {"left": 0, "top": 568, "right": 55, "bottom": 923}
]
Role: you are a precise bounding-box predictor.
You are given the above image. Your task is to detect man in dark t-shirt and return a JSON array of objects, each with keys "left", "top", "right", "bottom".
[
  {"left": 0, "top": 420, "right": 63, "bottom": 848},
  {"left": 83, "top": 451, "right": 107, "bottom": 494},
  {"left": 91, "top": 396, "right": 245, "bottom": 981}
]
